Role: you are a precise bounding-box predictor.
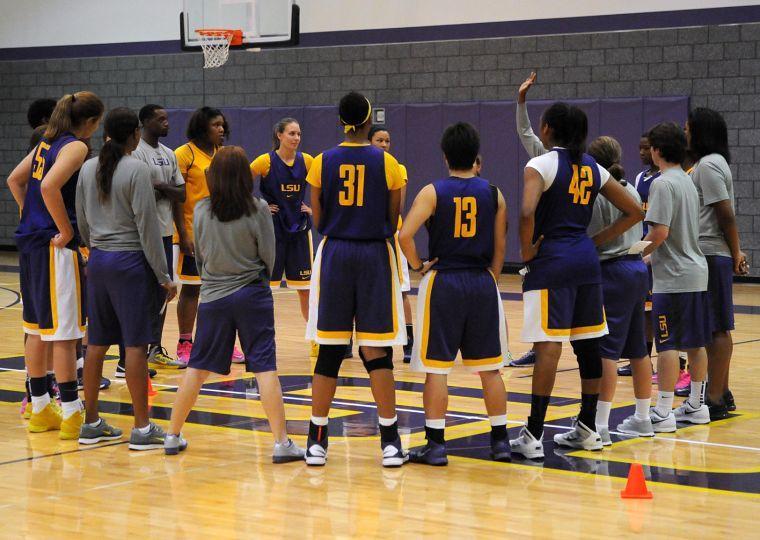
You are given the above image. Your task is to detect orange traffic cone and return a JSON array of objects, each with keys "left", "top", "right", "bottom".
[
  {"left": 147, "top": 375, "right": 158, "bottom": 397},
  {"left": 620, "top": 463, "right": 653, "bottom": 499}
]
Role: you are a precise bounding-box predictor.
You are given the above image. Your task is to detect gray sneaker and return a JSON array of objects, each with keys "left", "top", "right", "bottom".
[
  {"left": 616, "top": 414, "right": 655, "bottom": 437},
  {"left": 597, "top": 426, "right": 612, "bottom": 446},
  {"left": 164, "top": 433, "right": 188, "bottom": 455},
  {"left": 79, "top": 418, "right": 123, "bottom": 445},
  {"left": 273, "top": 438, "right": 306, "bottom": 463},
  {"left": 129, "top": 422, "right": 166, "bottom": 451}
]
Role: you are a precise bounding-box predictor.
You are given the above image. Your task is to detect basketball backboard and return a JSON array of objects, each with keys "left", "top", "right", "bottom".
[{"left": 181, "top": 0, "right": 299, "bottom": 50}]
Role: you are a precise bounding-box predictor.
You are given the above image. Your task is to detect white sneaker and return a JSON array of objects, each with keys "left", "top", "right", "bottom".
[
  {"left": 509, "top": 426, "right": 544, "bottom": 459},
  {"left": 553, "top": 419, "right": 603, "bottom": 451},
  {"left": 616, "top": 414, "right": 655, "bottom": 437},
  {"left": 649, "top": 407, "right": 677, "bottom": 433},
  {"left": 597, "top": 426, "right": 612, "bottom": 446},
  {"left": 381, "top": 437, "right": 409, "bottom": 468},
  {"left": 674, "top": 401, "right": 710, "bottom": 425},
  {"left": 305, "top": 441, "right": 327, "bottom": 466}
]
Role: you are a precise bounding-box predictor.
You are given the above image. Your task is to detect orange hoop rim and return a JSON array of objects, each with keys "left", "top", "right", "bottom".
[{"left": 195, "top": 28, "right": 244, "bottom": 46}]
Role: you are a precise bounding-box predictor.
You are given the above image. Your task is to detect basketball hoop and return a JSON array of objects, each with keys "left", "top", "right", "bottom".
[{"left": 196, "top": 29, "right": 243, "bottom": 68}]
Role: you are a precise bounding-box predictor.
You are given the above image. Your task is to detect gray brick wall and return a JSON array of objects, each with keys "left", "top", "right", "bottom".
[{"left": 1, "top": 22, "right": 759, "bottom": 275}]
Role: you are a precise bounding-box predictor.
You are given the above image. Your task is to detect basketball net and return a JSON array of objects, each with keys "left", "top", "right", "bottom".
[{"left": 196, "top": 29, "right": 242, "bottom": 68}]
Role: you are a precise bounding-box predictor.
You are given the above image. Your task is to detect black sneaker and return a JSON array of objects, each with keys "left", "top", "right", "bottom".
[
  {"left": 490, "top": 436, "right": 510, "bottom": 462},
  {"left": 509, "top": 350, "right": 536, "bottom": 367},
  {"left": 115, "top": 362, "right": 157, "bottom": 379},
  {"left": 705, "top": 398, "right": 729, "bottom": 421},
  {"left": 381, "top": 437, "right": 409, "bottom": 468},
  {"left": 76, "top": 367, "right": 111, "bottom": 391},
  {"left": 409, "top": 440, "right": 447, "bottom": 466},
  {"left": 402, "top": 345, "right": 412, "bottom": 364},
  {"left": 617, "top": 363, "right": 632, "bottom": 376},
  {"left": 724, "top": 389, "right": 736, "bottom": 411},
  {"left": 305, "top": 437, "right": 328, "bottom": 466}
]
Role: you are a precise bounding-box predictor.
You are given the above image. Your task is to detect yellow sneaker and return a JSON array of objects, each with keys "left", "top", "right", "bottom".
[
  {"left": 148, "top": 345, "right": 187, "bottom": 369},
  {"left": 60, "top": 410, "right": 85, "bottom": 440},
  {"left": 310, "top": 341, "right": 320, "bottom": 358},
  {"left": 28, "top": 402, "right": 62, "bottom": 433}
]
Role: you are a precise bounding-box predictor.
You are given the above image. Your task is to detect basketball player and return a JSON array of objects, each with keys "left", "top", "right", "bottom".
[
  {"left": 304, "top": 92, "right": 408, "bottom": 467},
  {"left": 509, "top": 102, "right": 643, "bottom": 459},
  {"left": 687, "top": 108, "right": 748, "bottom": 419},
  {"left": 510, "top": 71, "right": 543, "bottom": 368},
  {"left": 165, "top": 146, "right": 304, "bottom": 462},
  {"left": 76, "top": 107, "right": 176, "bottom": 449},
  {"left": 7, "top": 92, "right": 104, "bottom": 438},
  {"left": 173, "top": 107, "right": 244, "bottom": 364},
  {"left": 400, "top": 122, "right": 510, "bottom": 465},
  {"left": 643, "top": 122, "right": 712, "bottom": 432},
  {"left": 250, "top": 118, "right": 316, "bottom": 355},
  {"left": 131, "top": 104, "right": 186, "bottom": 369},
  {"left": 586, "top": 137, "right": 653, "bottom": 443},
  {"left": 368, "top": 126, "right": 414, "bottom": 363}
]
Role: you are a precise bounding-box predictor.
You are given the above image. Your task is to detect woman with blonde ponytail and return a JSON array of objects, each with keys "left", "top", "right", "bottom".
[{"left": 6, "top": 91, "right": 104, "bottom": 440}]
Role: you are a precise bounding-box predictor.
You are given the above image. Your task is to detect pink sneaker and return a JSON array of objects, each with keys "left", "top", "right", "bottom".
[
  {"left": 177, "top": 341, "right": 193, "bottom": 365},
  {"left": 651, "top": 372, "right": 658, "bottom": 384},
  {"left": 675, "top": 369, "right": 691, "bottom": 392},
  {"left": 231, "top": 346, "right": 245, "bottom": 364}
]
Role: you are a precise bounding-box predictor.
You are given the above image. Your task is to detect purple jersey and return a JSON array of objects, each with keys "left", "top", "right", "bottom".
[
  {"left": 427, "top": 176, "right": 496, "bottom": 271},
  {"left": 260, "top": 151, "right": 310, "bottom": 235},
  {"left": 523, "top": 148, "right": 607, "bottom": 291},
  {"left": 635, "top": 169, "right": 661, "bottom": 237},
  {"left": 15, "top": 133, "right": 81, "bottom": 253}
]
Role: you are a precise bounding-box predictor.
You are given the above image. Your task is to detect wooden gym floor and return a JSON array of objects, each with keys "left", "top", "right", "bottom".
[{"left": 0, "top": 264, "right": 758, "bottom": 538}]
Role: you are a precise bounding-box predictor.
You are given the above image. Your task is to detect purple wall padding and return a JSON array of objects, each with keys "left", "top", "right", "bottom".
[{"left": 166, "top": 96, "right": 687, "bottom": 263}]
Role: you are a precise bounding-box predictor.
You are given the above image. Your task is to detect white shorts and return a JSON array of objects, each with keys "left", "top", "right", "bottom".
[
  {"left": 521, "top": 285, "right": 608, "bottom": 343},
  {"left": 394, "top": 232, "right": 411, "bottom": 292}
]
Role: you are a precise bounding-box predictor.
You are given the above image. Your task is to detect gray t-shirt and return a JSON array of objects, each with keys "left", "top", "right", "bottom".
[
  {"left": 76, "top": 156, "right": 171, "bottom": 285},
  {"left": 588, "top": 180, "right": 643, "bottom": 261},
  {"left": 193, "top": 197, "right": 276, "bottom": 303},
  {"left": 690, "top": 153, "right": 733, "bottom": 257},
  {"left": 131, "top": 139, "right": 183, "bottom": 238},
  {"left": 645, "top": 166, "right": 708, "bottom": 293},
  {"left": 516, "top": 102, "right": 548, "bottom": 158}
]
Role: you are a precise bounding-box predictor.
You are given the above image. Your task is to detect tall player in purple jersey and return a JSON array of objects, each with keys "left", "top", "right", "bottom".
[
  {"left": 509, "top": 103, "right": 643, "bottom": 460},
  {"left": 400, "top": 122, "right": 510, "bottom": 466},
  {"left": 304, "top": 92, "right": 408, "bottom": 467},
  {"left": 7, "top": 92, "right": 104, "bottom": 439}
]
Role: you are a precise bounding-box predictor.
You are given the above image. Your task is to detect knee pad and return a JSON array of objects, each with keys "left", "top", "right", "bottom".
[
  {"left": 360, "top": 346, "right": 394, "bottom": 373},
  {"left": 572, "top": 338, "right": 602, "bottom": 379},
  {"left": 314, "top": 345, "right": 345, "bottom": 379}
]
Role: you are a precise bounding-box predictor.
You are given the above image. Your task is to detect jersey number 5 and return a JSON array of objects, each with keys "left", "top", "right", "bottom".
[
  {"left": 31, "top": 142, "right": 51, "bottom": 181},
  {"left": 568, "top": 164, "right": 594, "bottom": 205},
  {"left": 453, "top": 196, "right": 477, "bottom": 238},
  {"left": 338, "top": 164, "right": 365, "bottom": 207}
]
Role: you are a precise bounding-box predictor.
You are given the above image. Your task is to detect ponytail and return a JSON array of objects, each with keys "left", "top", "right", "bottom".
[
  {"left": 541, "top": 102, "right": 588, "bottom": 165},
  {"left": 588, "top": 135, "right": 625, "bottom": 180},
  {"left": 44, "top": 91, "right": 104, "bottom": 141},
  {"left": 96, "top": 107, "right": 139, "bottom": 202},
  {"left": 607, "top": 163, "right": 625, "bottom": 181}
]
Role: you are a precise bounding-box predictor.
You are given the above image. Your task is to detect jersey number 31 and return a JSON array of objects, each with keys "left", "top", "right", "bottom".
[
  {"left": 339, "top": 164, "right": 365, "bottom": 207},
  {"left": 568, "top": 164, "right": 594, "bottom": 205}
]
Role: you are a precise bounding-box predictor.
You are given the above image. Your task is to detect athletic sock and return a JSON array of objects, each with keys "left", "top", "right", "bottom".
[
  {"left": 646, "top": 341, "right": 653, "bottom": 357},
  {"left": 46, "top": 371, "right": 57, "bottom": 399},
  {"left": 634, "top": 398, "right": 651, "bottom": 420},
  {"left": 76, "top": 357, "right": 84, "bottom": 370},
  {"left": 136, "top": 424, "right": 151, "bottom": 435},
  {"left": 527, "top": 394, "right": 550, "bottom": 439},
  {"left": 579, "top": 393, "right": 599, "bottom": 430},
  {"left": 489, "top": 414, "right": 507, "bottom": 441},
  {"left": 86, "top": 418, "right": 103, "bottom": 428},
  {"left": 595, "top": 400, "right": 612, "bottom": 431},
  {"left": 405, "top": 324, "right": 414, "bottom": 349},
  {"left": 679, "top": 354, "right": 687, "bottom": 371},
  {"left": 25, "top": 377, "right": 32, "bottom": 401},
  {"left": 179, "top": 333, "right": 193, "bottom": 343},
  {"left": 378, "top": 415, "right": 399, "bottom": 443},
  {"left": 655, "top": 391, "right": 674, "bottom": 416},
  {"left": 424, "top": 418, "right": 445, "bottom": 444},
  {"left": 30, "top": 376, "right": 50, "bottom": 413},
  {"left": 309, "top": 416, "right": 329, "bottom": 445},
  {"left": 688, "top": 380, "right": 706, "bottom": 408},
  {"left": 58, "top": 381, "right": 81, "bottom": 419}
]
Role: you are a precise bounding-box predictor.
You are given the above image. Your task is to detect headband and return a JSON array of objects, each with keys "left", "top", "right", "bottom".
[{"left": 340, "top": 97, "right": 372, "bottom": 134}]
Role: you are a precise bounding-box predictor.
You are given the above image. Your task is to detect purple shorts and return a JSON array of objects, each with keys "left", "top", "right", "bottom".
[
  {"left": 188, "top": 280, "right": 276, "bottom": 375},
  {"left": 599, "top": 256, "right": 649, "bottom": 361},
  {"left": 706, "top": 255, "right": 735, "bottom": 332},
  {"left": 86, "top": 249, "right": 161, "bottom": 347},
  {"left": 652, "top": 291, "right": 713, "bottom": 352}
]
